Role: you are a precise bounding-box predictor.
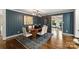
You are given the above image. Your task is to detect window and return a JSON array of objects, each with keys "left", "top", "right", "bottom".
[{"left": 24, "top": 16, "right": 33, "bottom": 25}]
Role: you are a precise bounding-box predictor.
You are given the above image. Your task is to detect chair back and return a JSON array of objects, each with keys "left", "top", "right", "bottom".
[
  {"left": 44, "top": 26, "right": 48, "bottom": 33},
  {"left": 22, "top": 27, "right": 27, "bottom": 36},
  {"left": 41, "top": 26, "right": 46, "bottom": 35}
]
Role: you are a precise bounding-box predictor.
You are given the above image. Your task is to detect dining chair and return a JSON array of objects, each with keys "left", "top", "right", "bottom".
[
  {"left": 22, "top": 27, "right": 32, "bottom": 37},
  {"left": 44, "top": 25, "right": 48, "bottom": 33},
  {"left": 37, "top": 25, "right": 48, "bottom": 35}
]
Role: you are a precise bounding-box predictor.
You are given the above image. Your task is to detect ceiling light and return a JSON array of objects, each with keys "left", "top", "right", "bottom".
[{"left": 32, "top": 9, "right": 42, "bottom": 17}]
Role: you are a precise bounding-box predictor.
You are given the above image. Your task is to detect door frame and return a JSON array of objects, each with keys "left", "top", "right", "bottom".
[{"left": 51, "top": 14, "right": 64, "bottom": 33}]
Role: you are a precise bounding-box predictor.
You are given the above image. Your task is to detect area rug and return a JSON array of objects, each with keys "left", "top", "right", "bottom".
[{"left": 16, "top": 33, "right": 53, "bottom": 49}]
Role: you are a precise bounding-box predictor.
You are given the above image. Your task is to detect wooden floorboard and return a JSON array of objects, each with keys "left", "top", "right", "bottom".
[
  {"left": 5, "top": 35, "right": 78, "bottom": 49},
  {"left": 6, "top": 38, "right": 25, "bottom": 49},
  {"left": 0, "top": 35, "right": 6, "bottom": 49},
  {"left": 0, "top": 28, "right": 79, "bottom": 49}
]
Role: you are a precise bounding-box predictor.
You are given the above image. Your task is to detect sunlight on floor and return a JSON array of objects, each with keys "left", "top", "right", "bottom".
[
  {"left": 73, "top": 38, "right": 79, "bottom": 44},
  {"left": 51, "top": 28, "right": 63, "bottom": 40},
  {"left": 51, "top": 28, "right": 63, "bottom": 48}
]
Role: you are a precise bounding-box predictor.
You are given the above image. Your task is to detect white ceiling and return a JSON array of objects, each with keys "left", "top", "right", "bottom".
[{"left": 10, "top": 9, "right": 74, "bottom": 16}]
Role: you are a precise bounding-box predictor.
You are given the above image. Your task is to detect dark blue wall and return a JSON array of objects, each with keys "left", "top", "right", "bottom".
[
  {"left": 33, "top": 16, "right": 44, "bottom": 26},
  {"left": 6, "top": 10, "right": 44, "bottom": 36},
  {"left": 6, "top": 10, "right": 24, "bottom": 36},
  {"left": 47, "top": 16, "right": 51, "bottom": 33},
  {"left": 42, "top": 16, "right": 51, "bottom": 33},
  {"left": 33, "top": 16, "right": 38, "bottom": 24},
  {"left": 63, "top": 12, "right": 74, "bottom": 34},
  {"left": 37, "top": 17, "right": 44, "bottom": 26},
  {"left": 6, "top": 10, "right": 74, "bottom": 36}
]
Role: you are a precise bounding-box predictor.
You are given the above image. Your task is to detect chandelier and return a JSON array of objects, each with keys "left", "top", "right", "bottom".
[{"left": 32, "top": 9, "right": 42, "bottom": 17}]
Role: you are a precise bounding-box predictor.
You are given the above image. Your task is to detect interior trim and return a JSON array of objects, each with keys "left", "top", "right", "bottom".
[
  {"left": 6, "top": 33, "right": 23, "bottom": 39},
  {"left": 63, "top": 33, "right": 74, "bottom": 36}
]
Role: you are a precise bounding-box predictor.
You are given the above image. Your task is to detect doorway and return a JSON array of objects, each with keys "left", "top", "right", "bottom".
[{"left": 51, "top": 15, "right": 63, "bottom": 39}]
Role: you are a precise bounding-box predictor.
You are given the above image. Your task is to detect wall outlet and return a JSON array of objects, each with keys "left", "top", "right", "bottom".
[
  {"left": 17, "top": 31, "right": 20, "bottom": 33},
  {"left": 66, "top": 30, "right": 68, "bottom": 32}
]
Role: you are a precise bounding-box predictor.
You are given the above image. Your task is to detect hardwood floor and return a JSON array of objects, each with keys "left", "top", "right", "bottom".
[
  {"left": 0, "top": 35, "right": 6, "bottom": 49},
  {"left": 6, "top": 31, "right": 78, "bottom": 49},
  {"left": 6, "top": 35, "right": 78, "bottom": 49},
  {"left": 6, "top": 38, "right": 25, "bottom": 49},
  {"left": 1, "top": 28, "right": 79, "bottom": 49}
]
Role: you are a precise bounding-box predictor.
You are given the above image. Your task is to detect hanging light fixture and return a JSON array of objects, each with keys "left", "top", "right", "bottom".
[{"left": 32, "top": 9, "right": 42, "bottom": 17}]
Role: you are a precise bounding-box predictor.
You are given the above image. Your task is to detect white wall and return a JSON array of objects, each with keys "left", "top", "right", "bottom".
[
  {"left": 0, "top": 9, "right": 6, "bottom": 40},
  {"left": 0, "top": 15, "right": 3, "bottom": 28},
  {"left": 75, "top": 9, "right": 79, "bottom": 38}
]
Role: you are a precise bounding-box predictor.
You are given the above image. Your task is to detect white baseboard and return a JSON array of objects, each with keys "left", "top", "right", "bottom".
[
  {"left": 3, "top": 37, "right": 6, "bottom": 40},
  {"left": 74, "top": 36, "right": 79, "bottom": 39},
  {"left": 6, "top": 33, "right": 23, "bottom": 39},
  {"left": 75, "top": 35, "right": 79, "bottom": 39},
  {"left": 63, "top": 33, "right": 74, "bottom": 36}
]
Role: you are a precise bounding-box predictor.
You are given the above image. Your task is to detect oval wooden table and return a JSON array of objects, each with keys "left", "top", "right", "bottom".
[{"left": 30, "top": 28, "right": 42, "bottom": 39}]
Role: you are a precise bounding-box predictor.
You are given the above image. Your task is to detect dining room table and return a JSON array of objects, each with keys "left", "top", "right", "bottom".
[{"left": 29, "top": 28, "right": 42, "bottom": 39}]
